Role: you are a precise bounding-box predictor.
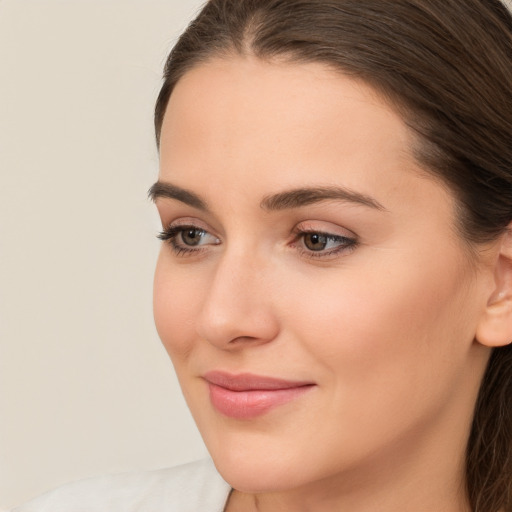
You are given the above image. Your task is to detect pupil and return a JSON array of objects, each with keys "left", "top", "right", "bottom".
[
  {"left": 305, "top": 233, "right": 327, "bottom": 251},
  {"left": 182, "top": 229, "right": 202, "bottom": 246}
]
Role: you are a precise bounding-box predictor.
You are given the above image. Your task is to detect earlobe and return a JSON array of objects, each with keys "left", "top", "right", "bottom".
[{"left": 476, "top": 226, "right": 512, "bottom": 348}]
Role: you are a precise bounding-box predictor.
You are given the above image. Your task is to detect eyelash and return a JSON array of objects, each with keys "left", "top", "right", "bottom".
[
  {"left": 291, "top": 229, "right": 358, "bottom": 259},
  {"left": 157, "top": 225, "right": 215, "bottom": 257},
  {"left": 157, "top": 225, "right": 358, "bottom": 260}
]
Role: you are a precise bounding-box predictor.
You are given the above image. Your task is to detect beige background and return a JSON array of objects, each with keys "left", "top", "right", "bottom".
[{"left": 0, "top": 0, "right": 208, "bottom": 508}]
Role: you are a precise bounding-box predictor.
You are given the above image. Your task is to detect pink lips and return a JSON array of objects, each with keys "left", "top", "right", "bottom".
[{"left": 203, "top": 371, "right": 315, "bottom": 419}]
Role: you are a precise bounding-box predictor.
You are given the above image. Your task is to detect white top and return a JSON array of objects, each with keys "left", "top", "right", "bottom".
[{"left": 11, "top": 459, "right": 232, "bottom": 512}]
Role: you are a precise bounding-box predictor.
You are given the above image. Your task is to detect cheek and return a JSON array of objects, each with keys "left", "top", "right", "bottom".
[
  {"left": 284, "top": 246, "right": 476, "bottom": 413},
  {"left": 153, "top": 251, "right": 202, "bottom": 360}
]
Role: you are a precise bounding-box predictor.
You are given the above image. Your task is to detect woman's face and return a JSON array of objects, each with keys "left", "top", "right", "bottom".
[{"left": 153, "top": 57, "right": 492, "bottom": 494}]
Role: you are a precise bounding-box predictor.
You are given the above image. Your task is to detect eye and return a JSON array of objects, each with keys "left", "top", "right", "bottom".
[
  {"left": 180, "top": 227, "right": 209, "bottom": 246},
  {"left": 293, "top": 227, "right": 358, "bottom": 259},
  {"left": 158, "top": 224, "right": 220, "bottom": 255},
  {"left": 303, "top": 233, "right": 337, "bottom": 251}
]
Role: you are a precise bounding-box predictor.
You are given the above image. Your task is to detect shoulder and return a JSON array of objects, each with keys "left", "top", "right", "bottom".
[{"left": 11, "top": 459, "right": 231, "bottom": 512}]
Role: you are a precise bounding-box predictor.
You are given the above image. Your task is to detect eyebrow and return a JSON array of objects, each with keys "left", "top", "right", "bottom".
[
  {"left": 148, "top": 181, "right": 208, "bottom": 211},
  {"left": 148, "top": 181, "right": 386, "bottom": 212},
  {"left": 261, "top": 186, "right": 387, "bottom": 212}
]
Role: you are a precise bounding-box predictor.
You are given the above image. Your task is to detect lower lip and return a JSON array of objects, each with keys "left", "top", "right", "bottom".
[{"left": 207, "top": 383, "right": 314, "bottom": 419}]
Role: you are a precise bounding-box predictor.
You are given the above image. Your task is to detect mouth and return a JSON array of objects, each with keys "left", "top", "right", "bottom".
[{"left": 203, "top": 371, "right": 316, "bottom": 419}]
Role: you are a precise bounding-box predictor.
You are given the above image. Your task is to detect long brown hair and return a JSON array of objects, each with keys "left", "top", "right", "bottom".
[{"left": 154, "top": 1, "right": 512, "bottom": 510}]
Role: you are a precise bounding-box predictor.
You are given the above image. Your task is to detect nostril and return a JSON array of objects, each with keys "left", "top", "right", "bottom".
[
  {"left": 228, "top": 335, "right": 263, "bottom": 345},
  {"left": 196, "top": 302, "right": 280, "bottom": 350}
]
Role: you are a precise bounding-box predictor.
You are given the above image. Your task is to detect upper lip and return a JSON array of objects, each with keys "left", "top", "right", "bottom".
[{"left": 203, "top": 371, "right": 315, "bottom": 391}]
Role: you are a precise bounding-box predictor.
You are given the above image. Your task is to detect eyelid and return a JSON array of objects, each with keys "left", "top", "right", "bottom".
[
  {"left": 294, "top": 220, "right": 357, "bottom": 239},
  {"left": 158, "top": 225, "right": 217, "bottom": 243},
  {"left": 162, "top": 216, "right": 213, "bottom": 231}
]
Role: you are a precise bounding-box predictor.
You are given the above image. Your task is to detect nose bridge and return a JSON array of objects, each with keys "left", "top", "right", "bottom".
[{"left": 196, "top": 244, "right": 279, "bottom": 348}]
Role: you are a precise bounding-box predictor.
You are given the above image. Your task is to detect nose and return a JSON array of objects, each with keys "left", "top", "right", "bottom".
[{"left": 196, "top": 249, "right": 280, "bottom": 349}]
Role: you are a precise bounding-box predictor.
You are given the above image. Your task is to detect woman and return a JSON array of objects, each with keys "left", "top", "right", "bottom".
[{"left": 14, "top": 0, "right": 512, "bottom": 511}]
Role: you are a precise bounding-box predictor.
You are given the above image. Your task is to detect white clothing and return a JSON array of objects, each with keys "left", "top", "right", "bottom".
[{"left": 11, "top": 459, "right": 231, "bottom": 512}]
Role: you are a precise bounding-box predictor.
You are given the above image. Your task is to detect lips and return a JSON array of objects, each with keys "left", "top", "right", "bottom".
[{"left": 203, "top": 371, "right": 315, "bottom": 419}]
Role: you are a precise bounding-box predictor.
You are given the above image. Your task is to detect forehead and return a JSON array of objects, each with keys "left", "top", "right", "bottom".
[
  {"left": 160, "top": 56, "right": 417, "bottom": 188},
  {"left": 162, "top": 57, "right": 412, "bottom": 153},
  {"left": 160, "top": 57, "right": 422, "bottom": 198},
  {"left": 158, "top": 57, "right": 459, "bottom": 228}
]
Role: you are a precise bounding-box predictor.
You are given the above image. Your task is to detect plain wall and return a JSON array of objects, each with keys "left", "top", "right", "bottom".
[{"left": 0, "top": 0, "right": 208, "bottom": 508}]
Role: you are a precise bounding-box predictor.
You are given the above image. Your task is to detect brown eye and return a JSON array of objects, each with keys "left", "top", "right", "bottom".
[
  {"left": 297, "top": 230, "right": 358, "bottom": 257},
  {"left": 158, "top": 224, "right": 221, "bottom": 255},
  {"left": 303, "top": 233, "right": 328, "bottom": 251},
  {"left": 181, "top": 228, "right": 205, "bottom": 246}
]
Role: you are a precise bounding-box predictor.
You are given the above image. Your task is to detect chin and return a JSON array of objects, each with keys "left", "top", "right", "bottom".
[
  {"left": 212, "top": 451, "right": 305, "bottom": 493},
  {"left": 204, "top": 430, "right": 325, "bottom": 494}
]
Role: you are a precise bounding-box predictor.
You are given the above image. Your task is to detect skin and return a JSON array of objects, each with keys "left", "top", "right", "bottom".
[{"left": 152, "top": 57, "right": 500, "bottom": 512}]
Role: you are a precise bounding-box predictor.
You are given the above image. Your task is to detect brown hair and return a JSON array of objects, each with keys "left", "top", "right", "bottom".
[{"left": 154, "top": 1, "right": 512, "bottom": 510}]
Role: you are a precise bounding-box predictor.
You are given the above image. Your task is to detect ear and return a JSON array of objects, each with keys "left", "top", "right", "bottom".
[{"left": 475, "top": 225, "right": 512, "bottom": 347}]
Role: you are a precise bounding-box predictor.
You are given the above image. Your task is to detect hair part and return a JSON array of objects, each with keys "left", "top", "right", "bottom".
[{"left": 155, "top": 2, "right": 512, "bottom": 510}]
